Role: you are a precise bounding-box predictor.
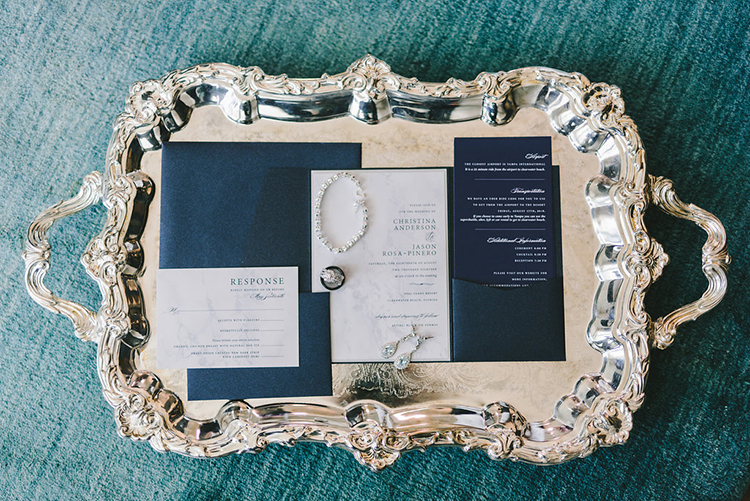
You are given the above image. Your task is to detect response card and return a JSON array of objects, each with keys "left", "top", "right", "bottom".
[{"left": 157, "top": 266, "right": 299, "bottom": 369}]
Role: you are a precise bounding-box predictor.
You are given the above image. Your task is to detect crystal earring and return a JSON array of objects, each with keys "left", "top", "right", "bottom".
[
  {"left": 380, "top": 325, "right": 432, "bottom": 370},
  {"left": 393, "top": 333, "right": 432, "bottom": 369}
]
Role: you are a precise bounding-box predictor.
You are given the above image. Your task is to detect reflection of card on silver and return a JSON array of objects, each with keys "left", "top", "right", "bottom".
[{"left": 310, "top": 169, "right": 451, "bottom": 363}]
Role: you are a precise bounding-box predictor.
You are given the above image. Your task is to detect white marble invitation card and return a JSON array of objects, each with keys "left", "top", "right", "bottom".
[
  {"left": 157, "top": 266, "right": 299, "bottom": 369},
  {"left": 311, "top": 169, "right": 450, "bottom": 363}
]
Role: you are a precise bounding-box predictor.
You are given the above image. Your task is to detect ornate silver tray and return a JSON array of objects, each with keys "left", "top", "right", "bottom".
[{"left": 23, "top": 56, "right": 730, "bottom": 470}]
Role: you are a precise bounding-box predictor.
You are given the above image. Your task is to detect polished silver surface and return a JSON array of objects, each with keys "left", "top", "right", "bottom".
[
  {"left": 648, "top": 176, "right": 731, "bottom": 348},
  {"left": 23, "top": 56, "right": 730, "bottom": 470}
]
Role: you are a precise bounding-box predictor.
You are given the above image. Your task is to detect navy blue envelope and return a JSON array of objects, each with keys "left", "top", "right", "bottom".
[
  {"left": 451, "top": 277, "right": 565, "bottom": 362},
  {"left": 159, "top": 141, "right": 361, "bottom": 400},
  {"left": 451, "top": 142, "right": 565, "bottom": 362}
]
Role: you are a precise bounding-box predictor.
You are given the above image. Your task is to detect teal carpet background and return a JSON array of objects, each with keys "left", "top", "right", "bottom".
[{"left": 1, "top": 1, "right": 749, "bottom": 499}]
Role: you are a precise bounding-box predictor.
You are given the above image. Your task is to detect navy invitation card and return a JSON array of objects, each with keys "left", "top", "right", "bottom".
[
  {"left": 452, "top": 137, "right": 565, "bottom": 362},
  {"left": 454, "top": 136, "right": 556, "bottom": 286},
  {"left": 160, "top": 141, "right": 361, "bottom": 400}
]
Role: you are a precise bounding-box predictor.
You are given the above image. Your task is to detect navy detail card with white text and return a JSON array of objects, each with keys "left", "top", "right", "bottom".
[
  {"left": 453, "top": 136, "right": 556, "bottom": 286},
  {"left": 452, "top": 137, "right": 565, "bottom": 362}
]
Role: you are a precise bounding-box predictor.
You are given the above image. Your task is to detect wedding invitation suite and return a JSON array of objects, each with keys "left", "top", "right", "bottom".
[
  {"left": 157, "top": 139, "right": 566, "bottom": 399},
  {"left": 157, "top": 266, "right": 299, "bottom": 369},
  {"left": 452, "top": 137, "right": 566, "bottom": 362},
  {"left": 310, "top": 169, "right": 451, "bottom": 363}
]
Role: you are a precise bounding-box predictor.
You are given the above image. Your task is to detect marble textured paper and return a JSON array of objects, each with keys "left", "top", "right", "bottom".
[
  {"left": 157, "top": 266, "right": 299, "bottom": 369},
  {"left": 310, "top": 169, "right": 451, "bottom": 363}
]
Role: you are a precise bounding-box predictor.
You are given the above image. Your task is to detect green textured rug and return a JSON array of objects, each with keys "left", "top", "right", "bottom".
[{"left": 1, "top": 0, "right": 749, "bottom": 499}]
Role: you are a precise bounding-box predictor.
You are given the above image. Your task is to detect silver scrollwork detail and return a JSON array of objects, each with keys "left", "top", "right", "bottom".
[
  {"left": 23, "top": 171, "right": 105, "bottom": 342},
  {"left": 648, "top": 175, "right": 731, "bottom": 349},
  {"left": 127, "top": 80, "right": 174, "bottom": 125},
  {"left": 582, "top": 82, "right": 626, "bottom": 128},
  {"left": 587, "top": 400, "right": 633, "bottom": 446},
  {"left": 116, "top": 393, "right": 163, "bottom": 441}
]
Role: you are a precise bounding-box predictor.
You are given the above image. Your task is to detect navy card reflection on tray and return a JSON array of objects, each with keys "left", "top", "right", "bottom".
[{"left": 454, "top": 137, "right": 557, "bottom": 287}]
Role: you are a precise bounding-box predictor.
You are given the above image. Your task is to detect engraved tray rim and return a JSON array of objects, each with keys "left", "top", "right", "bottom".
[{"left": 22, "top": 56, "right": 730, "bottom": 470}]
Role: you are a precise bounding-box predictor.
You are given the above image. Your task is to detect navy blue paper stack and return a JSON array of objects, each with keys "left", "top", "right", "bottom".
[
  {"left": 452, "top": 137, "right": 566, "bottom": 362},
  {"left": 160, "top": 141, "right": 361, "bottom": 400}
]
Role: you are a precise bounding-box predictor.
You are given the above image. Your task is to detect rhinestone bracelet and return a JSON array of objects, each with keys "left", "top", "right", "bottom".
[{"left": 314, "top": 172, "right": 368, "bottom": 253}]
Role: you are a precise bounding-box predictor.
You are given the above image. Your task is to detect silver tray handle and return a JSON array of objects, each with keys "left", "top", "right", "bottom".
[
  {"left": 648, "top": 175, "right": 731, "bottom": 349},
  {"left": 23, "top": 171, "right": 104, "bottom": 342}
]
